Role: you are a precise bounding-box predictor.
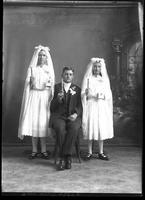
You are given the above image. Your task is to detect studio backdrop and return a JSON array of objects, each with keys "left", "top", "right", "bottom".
[{"left": 3, "top": 1, "right": 143, "bottom": 145}]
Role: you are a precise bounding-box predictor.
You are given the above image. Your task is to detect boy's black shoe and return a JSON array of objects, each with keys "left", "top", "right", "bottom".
[
  {"left": 57, "top": 160, "right": 65, "bottom": 171},
  {"left": 65, "top": 159, "right": 72, "bottom": 169}
]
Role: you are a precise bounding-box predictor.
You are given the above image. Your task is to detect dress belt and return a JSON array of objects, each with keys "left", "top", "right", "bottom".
[{"left": 31, "top": 88, "right": 47, "bottom": 91}]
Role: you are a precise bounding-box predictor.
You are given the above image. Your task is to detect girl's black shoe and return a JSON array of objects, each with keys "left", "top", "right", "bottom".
[
  {"left": 84, "top": 153, "right": 93, "bottom": 161},
  {"left": 41, "top": 152, "right": 50, "bottom": 159},
  {"left": 98, "top": 153, "right": 109, "bottom": 161},
  {"left": 29, "top": 152, "right": 38, "bottom": 159}
]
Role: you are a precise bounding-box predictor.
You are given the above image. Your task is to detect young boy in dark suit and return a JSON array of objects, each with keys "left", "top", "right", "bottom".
[{"left": 50, "top": 67, "right": 82, "bottom": 170}]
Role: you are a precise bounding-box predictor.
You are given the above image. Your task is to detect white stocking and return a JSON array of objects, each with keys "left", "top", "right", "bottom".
[
  {"left": 32, "top": 137, "right": 38, "bottom": 153},
  {"left": 98, "top": 140, "right": 104, "bottom": 154},
  {"left": 88, "top": 140, "right": 93, "bottom": 154},
  {"left": 40, "top": 137, "right": 47, "bottom": 153}
]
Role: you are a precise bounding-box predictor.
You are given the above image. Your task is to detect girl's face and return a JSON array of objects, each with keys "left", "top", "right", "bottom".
[
  {"left": 38, "top": 50, "right": 47, "bottom": 65},
  {"left": 92, "top": 63, "right": 101, "bottom": 76}
]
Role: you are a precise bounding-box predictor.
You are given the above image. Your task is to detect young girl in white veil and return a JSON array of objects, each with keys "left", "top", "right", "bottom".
[
  {"left": 18, "top": 45, "right": 55, "bottom": 159},
  {"left": 81, "top": 58, "right": 114, "bottom": 160}
]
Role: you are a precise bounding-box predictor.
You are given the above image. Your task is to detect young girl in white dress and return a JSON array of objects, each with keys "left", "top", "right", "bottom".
[
  {"left": 18, "top": 45, "right": 55, "bottom": 159},
  {"left": 81, "top": 58, "right": 114, "bottom": 160}
]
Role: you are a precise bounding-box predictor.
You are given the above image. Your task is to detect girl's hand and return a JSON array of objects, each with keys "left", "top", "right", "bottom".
[
  {"left": 85, "top": 88, "right": 90, "bottom": 95},
  {"left": 45, "top": 83, "right": 51, "bottom": 90},
  {"left": 85, "top": 88, "right": 94, "bottom": 100},
  {"left": 96, "top": 93, "right": 105, "bottom": 100},
  {"left": 46, "top": 80, "right": 51, "bottom": 88},
  {"left": 30, "top": 77, "right": 35, "bottom": 89}
]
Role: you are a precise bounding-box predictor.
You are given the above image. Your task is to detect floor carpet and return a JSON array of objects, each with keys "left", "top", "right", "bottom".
[{"left": 1, "top": 145, "right": 142, "bottom": 195}]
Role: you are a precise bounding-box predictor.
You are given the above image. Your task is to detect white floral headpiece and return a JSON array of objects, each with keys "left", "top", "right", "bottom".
[
  {"left": 35, "top": 45, "right": 50, "bottom": 52},
  {"left": 91, "top": 57, "right": 104, "bottom": 63}
]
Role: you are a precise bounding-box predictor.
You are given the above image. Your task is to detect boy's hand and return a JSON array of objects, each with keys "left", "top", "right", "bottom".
[{"left": 68, "top": 113, "right": 78, "bottom": 121}]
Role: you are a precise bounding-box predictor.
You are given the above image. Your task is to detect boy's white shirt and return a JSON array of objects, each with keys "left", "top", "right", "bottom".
[{"left": 63, "top": 82, "right": 71, "bottom": 93}]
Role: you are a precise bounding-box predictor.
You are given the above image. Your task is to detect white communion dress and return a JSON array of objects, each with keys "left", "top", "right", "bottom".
[
  {"left": 82, "top": 75, "right": 113, "bottom": 140},
  {"left": 18, "top": 64, "right": 53, "bottom": 139}
]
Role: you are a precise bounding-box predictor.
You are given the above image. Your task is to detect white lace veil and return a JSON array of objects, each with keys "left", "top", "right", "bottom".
[
  {"left": 18, "top": 45, "right": 55, "bottom": 139},
  {"left": 81, "top": 58, "right": 113, "bottom": 137},
  {"left": 81, "top": 58, "right": 110, "bottom": 91},
  {"left": 29, "top": 45, "right": 55, "bottom": 90}
]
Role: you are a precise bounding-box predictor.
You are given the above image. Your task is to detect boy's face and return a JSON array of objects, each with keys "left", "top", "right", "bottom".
[{"left": 62, "top": 70, "right": 74, "bottom": 83}]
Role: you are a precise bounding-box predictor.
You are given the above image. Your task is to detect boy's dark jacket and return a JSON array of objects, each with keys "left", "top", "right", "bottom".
[{"left": 50, "top": 83, "right": 82, "bottom": 118}]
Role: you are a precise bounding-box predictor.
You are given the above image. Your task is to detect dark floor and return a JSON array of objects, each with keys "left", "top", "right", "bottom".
[{"left": 2, "top": 145, "right": 142, "bottom": 195}]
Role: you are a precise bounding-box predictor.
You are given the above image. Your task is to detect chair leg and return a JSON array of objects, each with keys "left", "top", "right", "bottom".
[
  {"left": 75, "top": 137, "right": 81, "bottom": 163},
  {"left": 54, "top": 143, "right": 59, "bottom": 164}
]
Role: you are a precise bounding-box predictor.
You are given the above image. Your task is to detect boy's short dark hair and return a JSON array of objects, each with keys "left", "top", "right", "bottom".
[{"left": 62, "top": 66, "right": 74, "bottom": 74}]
